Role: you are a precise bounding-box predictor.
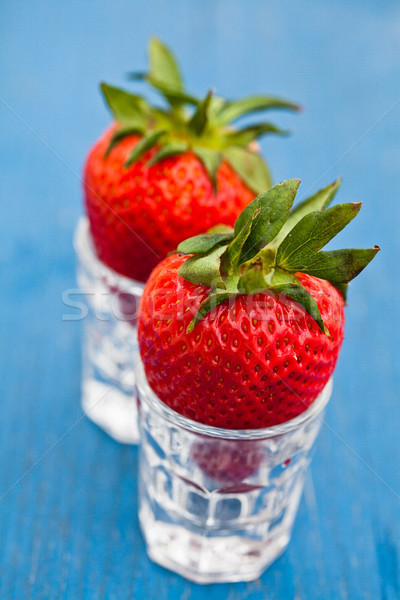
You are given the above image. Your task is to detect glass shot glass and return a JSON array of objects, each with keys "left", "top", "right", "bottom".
[
  {"left": 136, "top": 357, "right": 332, "bottom": 583},
  {"left": 74, "top": 217, "right": 144, "bottom": 444}
]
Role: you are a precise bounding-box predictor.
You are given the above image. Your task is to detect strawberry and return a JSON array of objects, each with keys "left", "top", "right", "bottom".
[
  {"left": 138, "top": 178, "right": 379, "bottom": 429},
  {"left": 84, "top": 38, "right": 299, "bottom": 282}
]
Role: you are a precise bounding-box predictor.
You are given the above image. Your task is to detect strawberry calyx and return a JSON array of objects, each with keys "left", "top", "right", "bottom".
[
  {"left": 177, "top": 178, "right": 380, "bottom": 333},
  {"left": 100, "top": 37, "right": 299, "bottom": 193}
]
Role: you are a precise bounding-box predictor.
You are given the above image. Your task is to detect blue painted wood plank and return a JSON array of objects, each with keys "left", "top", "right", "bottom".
[{"left": 0, "top": 0, "right": 399, "bottom": 598}]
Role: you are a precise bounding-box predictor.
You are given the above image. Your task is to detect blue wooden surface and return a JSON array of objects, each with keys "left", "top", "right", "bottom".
[{"left": 1, "top": 0, "right": 399, "bottom": 598}]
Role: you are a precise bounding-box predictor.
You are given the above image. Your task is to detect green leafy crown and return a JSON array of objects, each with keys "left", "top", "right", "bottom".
[
  {"left": 100, "top": 37, "right": 300, "bottom": 192},
  {"left": 177, "top": 179, "right": 380, "bottom": 333}
]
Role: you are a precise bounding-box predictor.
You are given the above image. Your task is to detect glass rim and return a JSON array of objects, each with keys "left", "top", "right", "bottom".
[
  {"left": 135, "top": 356, "right": 333, "bottom": 440},
  {"left": 74, "top": 216, "right": 145, "bottom": 295}
]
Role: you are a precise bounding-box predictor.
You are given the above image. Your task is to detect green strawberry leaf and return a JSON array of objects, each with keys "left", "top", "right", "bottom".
[
  {"left": 129, "top": 75, "right": 199, "bottom": 107},
  {"left": 178, "top": 231, "right": 233, "bottom": 255},
  {"left": 148, "top": 37, "right": 183, "bottom": 91},
  {"left": 173, "top": 171, "right": 379, "bottom": 334},
  {"left": 207, "top": 224, "right": 234, "bottom": 234},
  {"left": 238, "top": 265, "right": 327, "bottom": 334},
  {"left": 272, "top": 178, "right": 342, "bottom": 248},
  {"left": 187, "top": 290, "right": 235, "bottom": 332},
  {"left": 221, "top": 208, "right": 261, "bottom": 274},
  {"left": 271, "top": 268, "right": 327, "bottom": 333},
  {"left": 223, "top": 147, "right": 272, "bottom": 194},
  {"left": 189, "top": 91, "right": 213, "bottom": 136},
  {"left": 147, "top": 141, "right": 188, "bottom": 166},
  {"left": 100, "top": 83, "right": 149, "bottom": 125},
  {"left": 207, "top": 95, "right": 228, "bottom": 124},
  {"left": 124, "top": 130, "right": 166, "bottom": 167},
  {"left": 234, "top": 179, "right": 300, "bottom": 263},
  {"left": 105, "top": 125, "right": 145, "bottom": 157},
  {"left": 129, "top": 39, "right": 197, "bottom": 109},
  {"left": 101, "top": 40, "right": 299, "bottom": 173},
  {"left": 272, "top": 281, "right": 328, "bottom": 335},
  {"left": 298, "top": 246, "right": 380, "bottom": 283},
  {"left": 178, "top": 245, "right": 226, "bottom": 288},
  {"left": 193, "top": 146, "right": 222, "bottom": 192},
  {"left": 149, "top": 81, "right": 199, "bottom": 106},
  {"left": 333, "top": 282, "right": 348, "bottom": 301},
  {"left": 225, "top": 122, "right": 289, "bottom": 146},
  {"left": 276, "top": 202, "right": 362, "bottom": 270},
  {"left": 215, "top": 95, "right": 300, "bottom": 125}
]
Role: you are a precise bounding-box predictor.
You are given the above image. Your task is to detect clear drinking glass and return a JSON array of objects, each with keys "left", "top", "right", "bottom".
[
  {"left": 74, "top": 217, "right": 144, "bottom": 444},
  {"left": 136, "top": 357, "right": 332, "bottom": 583}
]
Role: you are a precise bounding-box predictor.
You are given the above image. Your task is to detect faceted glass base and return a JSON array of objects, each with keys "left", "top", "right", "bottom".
[
  {"left": 136, "top": 358, "right": 332, "bottom": 583},
  {"left": 74, "top": 217, "right": 144, "bottom": 444},
  {"left": 139, "top": 500, "right": 291, "bottom": 584}
]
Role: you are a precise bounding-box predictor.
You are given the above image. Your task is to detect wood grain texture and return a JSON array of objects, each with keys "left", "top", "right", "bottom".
[{"left": 0, "top": 0, "right": 399, "bottom": 597}]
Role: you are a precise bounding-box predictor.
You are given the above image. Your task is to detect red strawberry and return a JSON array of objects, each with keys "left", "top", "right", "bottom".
[
  {"left": 138, "top": 253, "right": 343, "bottom": 428},
  {"left": 138, "top": 178, "right": 379, "bottom": 429},
  {"left": 83, "top": 38, "right": 299, "bottom": 282},
  {"left": 84, "top": 127, "right": 254, "bottom": 283}
]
